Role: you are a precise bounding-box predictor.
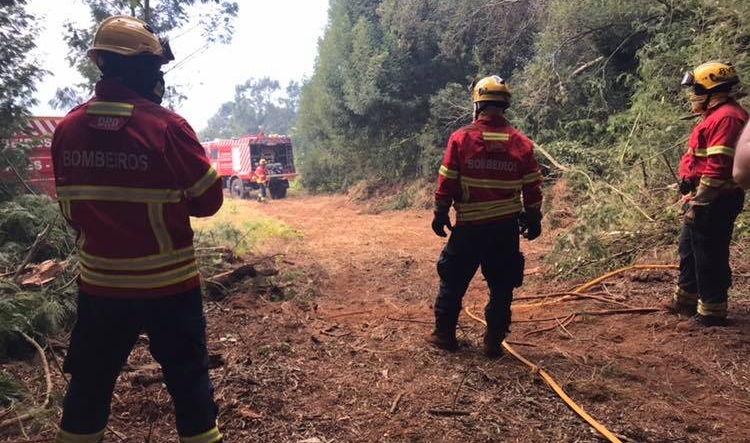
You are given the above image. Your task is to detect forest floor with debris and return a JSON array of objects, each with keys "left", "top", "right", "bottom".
[{"left": 2, "top": 192, "right": 750, "bottom": 443}]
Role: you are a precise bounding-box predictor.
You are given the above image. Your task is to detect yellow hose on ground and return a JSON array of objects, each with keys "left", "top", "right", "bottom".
[{"left": 465, "top": 263, "right": 678, "bottom": 443}]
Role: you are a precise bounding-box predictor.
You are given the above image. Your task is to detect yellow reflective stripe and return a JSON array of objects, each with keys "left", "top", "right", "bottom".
[
  {"left": 482, "top": 132, "right": 510, "bottom": 141},
  {"left": 55, "top": 428, "right": 106, "bottom": 443},
  {"left": 79, "top": 246, "right": 195, "bottom": 271},
  {"left": 461, "top": 182, "right": 470, "bottom": 202},
  {"left": 460, "top": 176, "right": 522, "bottom": 189},
  {"left": 186, "top": 167, "right": 219, "bottom": 198},
  {"left": 699, "top": 176, "right": 728, "bottom": 188},
  {"left": 87, "top": 101, "right": 134, "bottom": 117},
  {"left": 80, "top": 261, "right": 198, "bottom": 289},
  {"left": 697, "top": 300, "right": 728, "bottom": 318},
  {"left": 148, "top": 202, "right": 173, "bottom": 253},
  {"left": 76, "top": 231, "right": 86, "bottom": 250},
  {"left": 180, "top": 427, "right": 223, "bottom": 443},
  {"left": 522, "top": 171, "right": 542, "bottom": 184},
  {"left": 706, "top": 145, "right": 735, "bottom": 157},
  {"left": 57, "top": 185, "right": 183, "bottom": 203},
  {"left": 60, "top": 199, "right": 72, "bottom": 219},
  {"left": 455, "top": 196, "right": 520, "bottom": 211},
  {"left": 673, "top": 287, "right": 698, "bottom": 305},
  {"left": 692, "top": 148, "right": 708, "bottom": 158},
  {"left": 456, "top": 201, "right": 523, "bottom": 222},
  {"left": 438, "top": 165, "right": 458, "bottom": 179}
]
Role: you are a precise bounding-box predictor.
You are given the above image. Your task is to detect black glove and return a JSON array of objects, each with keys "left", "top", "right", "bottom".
[
  {"left": 518, "top": 211, "right": 542, "bottom": 241},
  {"left": 679, "top": 179, "right": 695, "bottom": 196},
  {"left": 432, "top": 211, "right": 453, "bottom": 237}
]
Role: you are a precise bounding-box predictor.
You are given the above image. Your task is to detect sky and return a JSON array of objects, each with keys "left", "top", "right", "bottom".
[{"left": 27, "top": 0, "right": 330, "bottom": 131}]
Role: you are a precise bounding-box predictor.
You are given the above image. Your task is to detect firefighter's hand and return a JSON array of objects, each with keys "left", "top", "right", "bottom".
[
  {"left": 679, "top": 179, "right": 695, "bottom": 196},
  {"left": 518, "top": 210, "right": 542, "bottom": 241},
  {"left": 432, "top": 211, "right": 453, "bottom": 237}
]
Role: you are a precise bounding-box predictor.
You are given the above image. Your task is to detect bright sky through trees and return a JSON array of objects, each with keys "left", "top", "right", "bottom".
[{"left": 27, "top": 0, "right": 329, "bottom": 130}]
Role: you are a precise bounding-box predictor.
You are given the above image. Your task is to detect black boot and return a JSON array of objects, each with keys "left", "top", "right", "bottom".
[
  {"left": 483, "top": 328, "right": 505, "bottom": 358},
  {"left": 485, "top": 292, "right": 512, "bottom": 358},
  {"left": 426, "top": 309, "right": 459, "bottom": 352},
  {"left": 425, "top": 328, "right": 458, "bottom": 351}
]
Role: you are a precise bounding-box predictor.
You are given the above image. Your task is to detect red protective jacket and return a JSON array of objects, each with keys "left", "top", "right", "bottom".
[
  {"left": 435, "top": 115, "right": 543, "bottom": 225},
  {"left": 679, "top": 101, "right": 748, "bottom": 194},
  {"left": 254, "top": 164, "right": 267, "bottom": 184},
  {"left": 51, "top": 79, "right": 223, "bottom": 298}
]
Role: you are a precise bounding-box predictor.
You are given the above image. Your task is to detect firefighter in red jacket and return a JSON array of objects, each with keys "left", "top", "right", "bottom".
[
  {"left": 51, "top": 16, "right": 224, "bottom": 443},
  {"left": 663, "top": 61, "right": 747, "bottom": 326},
  {"left": 427, "top": 75, "right": 543, "bottom": 357},
  {"left": 255, "top": 158, "right": 269, "bottom": 202}
]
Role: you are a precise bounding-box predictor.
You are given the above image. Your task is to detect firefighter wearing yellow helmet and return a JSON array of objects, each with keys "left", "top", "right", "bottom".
[
  {"left": 87, "top": 15, "right": 175, "bottom": 103},
  {"left": 52, "top": 15, "right": 224, "bottom": 443},
  {"left": 664, "top": 61, "right": 748, "bottom": 326},
  {"left": 681, "top": 61, "right": 740, "bottom": 115},
  {"left": 427, "top": 75, "right": 543, "bottom": 357}
]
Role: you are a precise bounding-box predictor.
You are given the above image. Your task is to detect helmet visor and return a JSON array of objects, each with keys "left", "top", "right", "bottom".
[
  {"left": 159, "top": 37, "right": 175, "bottom": 62},
  {"left": 680, "top": 71, "right": 695, "bottom": 87}
]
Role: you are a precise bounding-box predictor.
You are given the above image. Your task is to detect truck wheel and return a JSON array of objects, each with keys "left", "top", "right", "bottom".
[
  {"left": 269, "top": 180, "right": 288, "bottom": 199},
  {"left": 230, "top": 178, "right": 246, "bottom": 199}
]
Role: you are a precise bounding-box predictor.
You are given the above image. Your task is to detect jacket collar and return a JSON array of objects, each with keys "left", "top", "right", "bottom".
[{"left": 94, "top": 78, "right": 146, "bottom": 102}]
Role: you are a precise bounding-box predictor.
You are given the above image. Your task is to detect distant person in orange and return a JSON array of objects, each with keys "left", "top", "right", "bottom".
[
  {"left": 50, "top": 15, "right": 224, "bottom": 443},
  {"left": 663, "top": 61, "right": 747, "bottom": 326},
  {"left": 733, "top": 121, "right": 750, "bottom": 189},
  {"left": 427, "top": 75, "right": 543, "bottom": 358},
  {"left": 255, "top": 158, "right": 269, "bottom": 202}
]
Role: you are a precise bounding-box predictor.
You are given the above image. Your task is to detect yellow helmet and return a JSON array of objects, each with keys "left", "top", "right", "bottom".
[
  {"left": 472, "top": 75, "right": 511, "bottom": 104},
  {"left": 681, "top": 61, "right": 739, "bottom": 92},
  {"left": 87, "top": 15, "right": 174, "bottom": 64}
]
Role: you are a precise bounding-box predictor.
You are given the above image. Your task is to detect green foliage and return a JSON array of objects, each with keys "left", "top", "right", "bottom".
[
  {"left": 0, "top": 195, "right": 75, "bottom": 268},
  {"left": 192, "top": 202, "right": 302, "bottom": 257},
  {"left": 0, "top": 372, "right": 24, "bottom": 406},
  {"left": 201, "top": 77, "right": 300, "bottom": 139},
  {"left": 52, "top": 0, "right": 239, "bottom": 110},
  {"left": 0, "top": 2, "right": 46, "bottom": 199},
  {"left": 0, "top": 1, "right": 45, "bottom": 139},
  {"left": 0, "top": 195, "right": 77, "bottom": 359}
]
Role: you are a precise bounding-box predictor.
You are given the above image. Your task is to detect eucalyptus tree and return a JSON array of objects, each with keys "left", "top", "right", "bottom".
[{"left": 51, "top": 0, "right": 238, "bottom": 110}]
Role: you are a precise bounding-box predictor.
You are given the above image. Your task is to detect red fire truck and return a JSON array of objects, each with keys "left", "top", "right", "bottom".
[
  {"left": 4, "top": 116, "right": 61, "bottom": 198},
  {"left": 202, "top": 133, "right": 296, "bottom": 199}
]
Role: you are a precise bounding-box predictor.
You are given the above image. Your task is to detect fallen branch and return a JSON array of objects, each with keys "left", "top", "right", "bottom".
[
  {"left": 385, "top": 317, "right": 432, "bottom": 324},
  {"left": 1, "top": 436, "right": 55, "bottom": 443},
  {"left": 522, "top": 308, "right": 660, "bottom": 337},
  {"left": 389, "top": 392, "right": 403, "bottom": 414},
  {"left": 524, "top": 314, "right": 576, "bottom": 337},
  {"left": 533, "top": 142, "right": 570, "bottom": 172},
  {"left": 426, "top": 409, "right": 470, "bottom": 417},
  {"left": 2, "top": 153, "right": 37, "bottom": 195},
  {"left": 324, "top": 310, "right": 373, "bottom": 320},
  {"left": 0, "top": 332, "right": 52, "bottom": 429},
  {"left": 12, "top": 225, "right": 50, "bottom": 283},
  {"left": 505, "top": 340, "right": 537, "bottom": 347}
]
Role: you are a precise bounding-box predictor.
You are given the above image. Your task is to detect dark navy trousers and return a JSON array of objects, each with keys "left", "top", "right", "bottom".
[
  {"left": 59, "top": 288, "right": 219, "bottom": 438},
  {"left": 434, "top": 218, "right": 524, "bottom": 333},
  {"left": 678, "top": 189, "right": 744, "bottom": 309}
]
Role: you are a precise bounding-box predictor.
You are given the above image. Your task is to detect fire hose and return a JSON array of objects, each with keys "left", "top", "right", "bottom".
[{"left": 465, "top": 264, "right": 679, "bottom": 443}]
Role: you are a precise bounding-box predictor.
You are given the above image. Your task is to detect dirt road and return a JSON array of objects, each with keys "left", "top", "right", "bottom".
[
  {"left": 212, "top": 194, "right": 750, "bottom": 443},
  {"left": 6, "top": 194, "right": 750, "bottom": 443}
]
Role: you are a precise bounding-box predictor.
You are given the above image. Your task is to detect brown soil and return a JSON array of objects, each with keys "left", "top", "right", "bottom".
[{"left": 3, "top": 194, "right": 750, "bottom": 443}]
